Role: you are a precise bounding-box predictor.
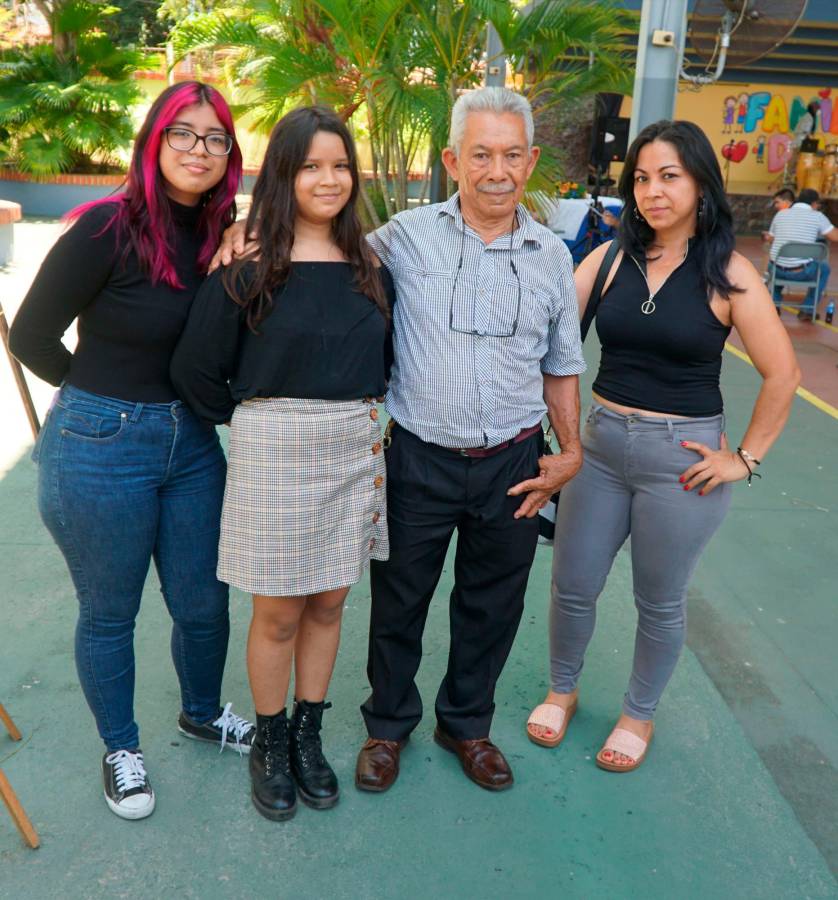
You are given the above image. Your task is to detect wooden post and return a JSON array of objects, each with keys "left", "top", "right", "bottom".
[
  {"left": 0, "top": 303, "right": 40, "bottom": 440},
  {"left": 0, "top": 704, "right": 22, "bottom": 741},
  {"left": 0, "top": 705, "right": 39, "bottom": 849},
  {"left": 0, "top": 771, "right": 40, "bottom": 849}
]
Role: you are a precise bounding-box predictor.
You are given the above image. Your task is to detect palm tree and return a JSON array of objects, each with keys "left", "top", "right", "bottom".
[
  {"left": 170, "top": 0, "right": 633, "bottom": 224},
  {"left": 0, "top": 0, "right": 143, "bottom": 177}
]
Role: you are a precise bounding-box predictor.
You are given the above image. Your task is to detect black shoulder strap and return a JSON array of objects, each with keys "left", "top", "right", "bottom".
[{"left": 580, "top": 238, "right": 620, "bottom": 342}]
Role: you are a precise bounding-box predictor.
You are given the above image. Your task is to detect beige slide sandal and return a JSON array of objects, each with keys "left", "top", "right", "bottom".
[
  {"left": 595, "top": 724, "right": 654, "bottom": 772},
  {"left": 526, "top": 699, "right": 577, "bottom": 748}
]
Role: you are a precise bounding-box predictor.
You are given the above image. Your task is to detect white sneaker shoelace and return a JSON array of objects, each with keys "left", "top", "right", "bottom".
[
  {"left": 105, "top": 749, "right": 148, "bottom": 795},
  {"left": 213, "top": 702, "right": 253, "bottom": 755}
]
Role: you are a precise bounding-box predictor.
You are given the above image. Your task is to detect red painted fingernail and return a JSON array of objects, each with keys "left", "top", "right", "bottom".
[
  {"left": 698, "top": 490, "right": 704, "bottom": 496},
  {"left": 679, "top": 476, "right": 685, "bottom": 483},
  {"left": 683, "top": 485, "right": 691, "bottom": 491},
  {"left": 680, "top": 441, "right": 688, "bottom": 447}
]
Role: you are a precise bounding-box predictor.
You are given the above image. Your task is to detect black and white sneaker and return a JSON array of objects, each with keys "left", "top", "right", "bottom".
[
  {"left": 102, "top": 749, "right": 155, "bottom": 820},
  {"left": 177, "top": 702, "right": 255, "bottom": 755}
]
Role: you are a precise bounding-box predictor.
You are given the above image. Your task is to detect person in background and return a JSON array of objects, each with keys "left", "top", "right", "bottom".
[
  {"left": 171, "top": 106, "right": 394, "bottom": 822},
  {"left": 793, "top": 101, "right": 820, "bottom": 146},
  {"left": 761, "top": 189, "right": 795, "bottom": 262},
  {"left": 770, "top": 188, "right": 795, "bottom": 215},
  {"left": 526, "top": 120, "right": 799, "bottom": 772},
  {"left": 9, "top": 82, "right": 254, "bottom": 821},
  {"left": 766, "top": 187, "right": 838, "bottom": 321}
]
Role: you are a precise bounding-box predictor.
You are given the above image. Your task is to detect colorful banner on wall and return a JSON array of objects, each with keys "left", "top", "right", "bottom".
[{"left": 620, "top": 83, "right": 838, "bottom": 197}]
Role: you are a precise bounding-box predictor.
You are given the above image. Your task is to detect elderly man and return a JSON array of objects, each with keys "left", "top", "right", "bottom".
[{"left": 355, "top": 87, "right": 585, "bottom": 793}]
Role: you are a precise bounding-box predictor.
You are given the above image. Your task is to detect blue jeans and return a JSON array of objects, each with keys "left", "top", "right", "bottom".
[
  {"left": 770, "top": 259, "right": 830, "bottom": 307},
  {"left": 34, "top": 385, "right": 229, "bottom": 751}
]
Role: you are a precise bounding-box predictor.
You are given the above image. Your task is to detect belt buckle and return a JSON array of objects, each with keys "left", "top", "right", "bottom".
[{"left": 458, "top": 448, "right": 470, "bottom": 457}]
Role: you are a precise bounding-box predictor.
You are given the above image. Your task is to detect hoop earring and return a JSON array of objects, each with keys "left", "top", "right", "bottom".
[{"left": 633, "top": 206, "right": 645, "bottom": 223}]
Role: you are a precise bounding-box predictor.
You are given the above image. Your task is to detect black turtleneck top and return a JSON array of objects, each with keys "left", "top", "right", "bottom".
[{"left": 9, "top": 199, "right": 205, "bottom": 403}]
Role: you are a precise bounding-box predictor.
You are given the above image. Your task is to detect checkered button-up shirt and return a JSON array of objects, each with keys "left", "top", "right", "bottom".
[{"left": 367, "top": 193, "right": 585, "bottom": 448}]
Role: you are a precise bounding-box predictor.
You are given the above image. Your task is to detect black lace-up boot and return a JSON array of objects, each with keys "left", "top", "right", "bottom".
[
  {"left": 249, "top": 710, "right": 296, "bottom": 821},
  {"left": 289, "top": 700, "right": 339, "bottom": 809}
]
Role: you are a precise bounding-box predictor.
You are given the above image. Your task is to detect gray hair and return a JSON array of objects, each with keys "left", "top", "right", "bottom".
[{"left": 448, "top": 87, "right": 534, "bottom": 154}]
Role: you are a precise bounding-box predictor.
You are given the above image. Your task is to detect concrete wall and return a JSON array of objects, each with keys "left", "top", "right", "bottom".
[{"left": 0, "top": 178, "right": 125, "bottom": 218}]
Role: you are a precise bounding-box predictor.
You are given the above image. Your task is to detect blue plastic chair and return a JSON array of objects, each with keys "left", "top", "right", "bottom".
[{"left": 767, "top": 241, "right": 829, "bottom": 318}]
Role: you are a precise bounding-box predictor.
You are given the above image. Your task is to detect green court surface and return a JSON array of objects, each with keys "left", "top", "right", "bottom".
[{"left": 1, "top": 345, "right": 836, "bottom": 900}]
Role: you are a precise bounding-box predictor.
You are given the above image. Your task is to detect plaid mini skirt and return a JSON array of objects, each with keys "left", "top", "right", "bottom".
[{"left": 218, "top": 397, "right": 389, "bottom": 596}]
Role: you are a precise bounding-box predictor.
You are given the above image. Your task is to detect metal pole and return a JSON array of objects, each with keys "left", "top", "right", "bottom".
[
  {"left": 629, "top": 0, "right": 689, "bottom": 142},
  {"left": 485, "top": 24, "right": 506, "bottom": 87}
]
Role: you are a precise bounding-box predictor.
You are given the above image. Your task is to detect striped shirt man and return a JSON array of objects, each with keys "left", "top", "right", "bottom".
[
  {"left": 367, "top": 192, "right": 585, "bottom": 449},
  {"left": 769, "top": 202, "right": 834, "bottom": 266}
]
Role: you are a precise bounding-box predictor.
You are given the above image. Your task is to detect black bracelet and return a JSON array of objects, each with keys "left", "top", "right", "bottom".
[{"left": 736, "top": 448, "right": 762, "bottom": 486}]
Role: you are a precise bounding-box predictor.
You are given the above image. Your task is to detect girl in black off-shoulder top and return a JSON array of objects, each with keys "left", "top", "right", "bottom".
[
  {"left": 171, "top": 260, "right": 394, "bottom": 424},
  {"left": 170, "top": 106, "right": 393, "bottom": 823}
]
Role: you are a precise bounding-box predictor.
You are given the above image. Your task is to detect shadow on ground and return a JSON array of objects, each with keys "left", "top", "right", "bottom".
[{"left": 1, "top": 348, "right": 836, "bottom": 899}]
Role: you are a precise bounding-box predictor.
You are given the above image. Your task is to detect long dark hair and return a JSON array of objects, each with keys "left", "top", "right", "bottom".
[
  {"left": 69, "top": 81, "right": 242, "bottom": 288},
  {"left": 618, "top": 119, "right": 741, "bottom": 300},
  {"left": 226, "top": 105, "right": 387, "bottom": 332}
]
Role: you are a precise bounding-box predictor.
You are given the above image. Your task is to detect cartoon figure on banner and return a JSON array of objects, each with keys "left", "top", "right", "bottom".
[
  {"left": 736, "top": 93, "right": 748, "bottom": 133},
  {"left": 753, "top": 135, "right": 766, "bottom": 164},
  {"left": 723, "top": 96, "right": 736, "bottom": 134}
]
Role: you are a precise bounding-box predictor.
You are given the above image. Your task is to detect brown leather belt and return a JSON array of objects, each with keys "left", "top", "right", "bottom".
[{"left": 450, "top": 423, "right": 543, "bottom": 458}]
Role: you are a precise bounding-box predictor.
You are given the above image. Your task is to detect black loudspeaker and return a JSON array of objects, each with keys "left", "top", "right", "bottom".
[{"left": 592, "top": 116, "right": 630, "bottom": 165}]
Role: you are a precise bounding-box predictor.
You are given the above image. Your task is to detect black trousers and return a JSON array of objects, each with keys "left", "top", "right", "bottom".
[{"left": 360, "top": 423, "right": 541, "bottom": 741}]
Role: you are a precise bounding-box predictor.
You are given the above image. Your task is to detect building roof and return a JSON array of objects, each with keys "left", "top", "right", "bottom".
[{"left": 617, "top": 0, "right": 838, "bottom": 86}]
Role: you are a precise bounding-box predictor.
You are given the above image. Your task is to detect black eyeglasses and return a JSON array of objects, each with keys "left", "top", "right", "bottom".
[
  {"left": 448, "top": 209, "right": 521, "bottom": 338},
  {"left": 164, "top": 127, "right": 233, "bottom": 157}
]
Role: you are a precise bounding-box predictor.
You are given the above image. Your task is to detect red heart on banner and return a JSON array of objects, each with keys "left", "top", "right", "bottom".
[
  {"left": 819, "top": 88, "right": 831, "bottom": 99},
  {"left": 721, "top": 141, "right": 748, "bottom": 163}
]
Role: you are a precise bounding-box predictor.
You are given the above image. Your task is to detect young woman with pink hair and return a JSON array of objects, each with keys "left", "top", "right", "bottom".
[{"left": 10, "top": 81, "right": 254, "bottom": 820}]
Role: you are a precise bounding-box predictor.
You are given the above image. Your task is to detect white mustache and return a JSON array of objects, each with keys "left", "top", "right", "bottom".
[{"left": 477, "top": 184, "right": 515, "bottom": 194}]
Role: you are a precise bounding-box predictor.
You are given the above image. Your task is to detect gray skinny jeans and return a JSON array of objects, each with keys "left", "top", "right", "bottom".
[{"left": 550, "top": 402, "right": 732, "bottom": 720}]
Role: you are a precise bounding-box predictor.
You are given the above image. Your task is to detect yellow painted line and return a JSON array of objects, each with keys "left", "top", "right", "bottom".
[
  {"left": 724, "top": 342, "right": 838, "bottom": 421},
  {"left": 780, "top": 305, "right": 838, "bottom": 334},
  {"left": 724, "top": 342, "right": 753, "bottom": 366}
]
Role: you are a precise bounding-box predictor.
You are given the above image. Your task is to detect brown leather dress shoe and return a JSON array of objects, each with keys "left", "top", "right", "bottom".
[
  {"left": 433, "top": 727, "right": 513, "bottom": 791},
  {"left": 355, "top": 737, "right": 407, "bottom": 792}
]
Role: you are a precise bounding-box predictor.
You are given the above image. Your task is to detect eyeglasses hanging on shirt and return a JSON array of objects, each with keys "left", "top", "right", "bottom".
[{"left": 448, "top": 208, "right": 522, "bottom": 338}]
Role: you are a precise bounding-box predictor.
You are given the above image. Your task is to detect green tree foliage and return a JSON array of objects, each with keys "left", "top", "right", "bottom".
[
  {"left": 157, "top": 0, "right": 239, "bottom": 28},
  {"left": 171, "top": 0, "right": 633, "bottom": 223},
  {"left": 0, "top": 0, "right": 143, "bottom": 177},
  {"left": 108, "top": 0, "right": 169, "bottom": 47}
]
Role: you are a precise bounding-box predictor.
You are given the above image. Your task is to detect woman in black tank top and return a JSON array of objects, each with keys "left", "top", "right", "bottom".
[{"left": 526, "top": 121, "right": 799, "bottom": 771}]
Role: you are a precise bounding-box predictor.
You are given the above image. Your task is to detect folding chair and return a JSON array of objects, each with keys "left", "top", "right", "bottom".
[
  {"left": 766, "top": 241, "right": 829, "bottom": 319},
  {"left": 0, "top": 704, "right": 39, "bottom": 849}
]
